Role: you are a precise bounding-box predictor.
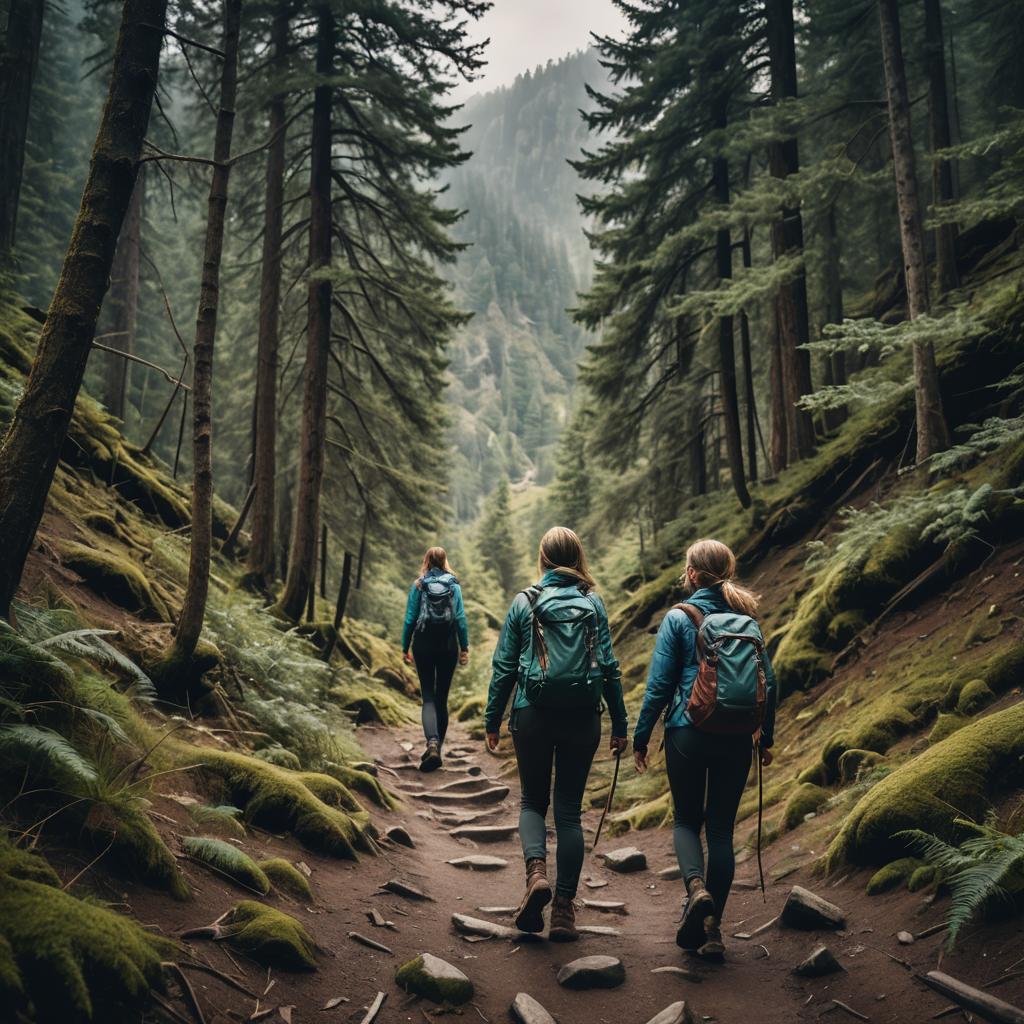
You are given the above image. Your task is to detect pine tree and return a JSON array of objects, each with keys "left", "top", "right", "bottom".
[{"left": 478, "top": 477, "right": 522, "bottom": 598}]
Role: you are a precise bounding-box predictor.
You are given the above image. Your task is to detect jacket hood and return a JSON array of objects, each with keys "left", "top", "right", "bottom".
[{"left": 681, "top": 585, "right": 729, "bottom": 614}]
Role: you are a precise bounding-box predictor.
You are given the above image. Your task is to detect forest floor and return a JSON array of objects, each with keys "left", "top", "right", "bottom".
[{"left": 110, "top": 718, "right": 1024, "bottom": 1024}]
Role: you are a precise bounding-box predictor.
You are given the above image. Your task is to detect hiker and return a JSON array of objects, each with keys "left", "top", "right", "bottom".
[
  {"left": 402, "top": 546, "right": 469, "bottom": 772},
  {"left": 633, "top": 538, "right": 776, "bottom": 959},
  {"left": 484, "top": 526, "right": 628, "bottom": 942}
]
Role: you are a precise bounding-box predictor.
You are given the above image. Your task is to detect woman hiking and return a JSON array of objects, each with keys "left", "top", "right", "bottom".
[
  {"left": 633, "top": 539, "right": 776, "bottom": 959},
  {"left": 484, "top": 526, "right": 628, "bottom": 941},
  {"left": 402, "top": 546, "right": 469, "bottom": 772}
]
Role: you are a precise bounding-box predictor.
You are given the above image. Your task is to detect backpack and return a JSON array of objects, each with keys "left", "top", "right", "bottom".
[
  {"left": 675, "top": 603, "right": 768, "bottom": 736},
  {"left": 415, "top": 573, "right": 456, "bottom": 643},
  {"left": 519, "top": 584, "right": 604, "bottom": 709}
]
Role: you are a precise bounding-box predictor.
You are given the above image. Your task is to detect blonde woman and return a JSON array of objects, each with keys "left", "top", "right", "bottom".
[
  {"left": 402, "top": 546, "right": 469, "bottom": 771},
  {"left": 634, "top": 539, "right": 777, "bottom": 958},
  {"left": 485, "top": 527, "right": 628, "bottom": 942}
]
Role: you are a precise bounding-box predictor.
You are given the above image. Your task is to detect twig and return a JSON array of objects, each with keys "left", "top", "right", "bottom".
[
  {"left": 91, "top": 341, "right": 192, "bottom": 391},
  {"left": 62, "top": 835, "right": 115, "bottom": 891},
  {"left": 831, "top": 999, "right": 870, "bottom": 1022},
  {"left": 178, "top": 960, "right": 258, "bottom": 998},
  {"left": 141, "top": 23, "right": 225, "bottom": 57},
  {"left": 152, "top": 992, "right": 194, "bottom": 1024},
  {"left": 359, "top": 991, "right": 386, "bottom": 1024},
  {"left": 162, "top": 962, "right": 207, "bottom": 1024},
  {"left": 471, "top": 1004, "right": 490, "bottom": 1023}
]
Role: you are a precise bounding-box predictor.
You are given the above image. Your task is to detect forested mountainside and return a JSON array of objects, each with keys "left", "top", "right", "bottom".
[{"left": 1, "top": 0, "right": 1024, "bottom": 1020}]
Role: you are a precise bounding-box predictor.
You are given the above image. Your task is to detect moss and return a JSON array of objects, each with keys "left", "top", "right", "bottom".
[
  {"left": 146, "top": 639, "right": 222, "bottom": 705},
  {"left": 191, "top": 748, "right": 375, "bottom": 859},
  {"left": 259, "top": 858, "right": 314, "bottom": 901},
  {"left": 941, "top": 679, "right": 965, "bottom": 711},
  {"left": 216, "top": 901, "right": 316, "bottom": 971},
  {"left": 838, "top": 748, "right": 885, "bottom": 784},
  {"left": 182, "top": 837, "right": 270, "bottom": 894},
  {"left": 190, "top": 803, "right": 246, "bottom": 838},
  {"left": 929, "top": 712, "right": 968, "bottom": 745},
  {"left": 395, "top": 953, "right": 474, "bottom": 1005},
  {"left": 294, "top": 771, "right": 365, "bottom": 814},
  {"left": 609, "top": 791, "right": 673, "bottom": 835},
  {"left": 330, "top": 673, "right": 415, "bottom": 727},
  {"left": 0, "top": 835, "right": 61, "bottom": 887},
  {"left": 907, "top": 864, "right": 938, "bottom": 892},
  {"left": 797, "top": 762, "right": 829, "bottom": 786},
  {"left": 320, "top": 760, "right": 398, "bottom": 810},
  {"left": 866, "top": 857, "right": 923, "bottom": 895},
  {"left": 782, "top": 783, "right": 830, "bottom": 831},
  {"left": 825, "top": 702, "right": 1024, "bottom": 870},
  {"left": 0, "top": 875, "right": 174, "bottom": 1022},
  {"left": 827, "top": 610, "right": 867, "bottom": 646},
  {"left": 60, "top": 541, "right": 170, "bottom": 621},
  {"left": 455, "top": 693, "right": 485, "bottom": 723},
  {"left": 956, "top": 678, "right": 995, "bottom": 715},
  {"left": 254, "top": 745, "right": 302, "bottom": 771}
]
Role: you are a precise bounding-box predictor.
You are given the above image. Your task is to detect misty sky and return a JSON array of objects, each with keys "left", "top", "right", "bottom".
[{"left": 450, "top": 0, "right": 628, "bottom": 101}]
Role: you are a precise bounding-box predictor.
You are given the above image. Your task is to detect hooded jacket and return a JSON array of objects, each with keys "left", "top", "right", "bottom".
[
  {"left": 402, "top": 568, "right": 469, "bottom": 653},
  {"left": 633, "top": 585, "right": 777, "bottom": 751},
  {"left": 484, "top": 570, "right": 629, "bottom": 736}
]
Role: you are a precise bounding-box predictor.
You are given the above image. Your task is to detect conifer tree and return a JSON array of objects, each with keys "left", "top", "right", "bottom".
[{"left": 479, "top": 477, "right": 522, "bottom": 598}]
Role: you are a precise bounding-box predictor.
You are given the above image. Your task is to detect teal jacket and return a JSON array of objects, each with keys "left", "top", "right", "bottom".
[
  {"left": 633, "top": 586, "right": 777, "bottom": 751},
  {"left": 402, "top": 569, "right": 469, "bottom": 652},
  {"left": 484, "top": 570, "right": 629, "bottom": 736}
]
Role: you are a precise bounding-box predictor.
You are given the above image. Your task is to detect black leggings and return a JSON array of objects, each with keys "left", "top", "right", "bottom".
[
  {"left": 665, "top": 726, "right": 752, "bottom": 916},
  {"left": 511, "top": 704, "right": 601, "bottom": 898},
  {"left": 412, "top": 642, "right": 458, "bottom": 745}
]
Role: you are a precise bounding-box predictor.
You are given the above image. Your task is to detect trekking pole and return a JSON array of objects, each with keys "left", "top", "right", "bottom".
[
  {"left": 756, "top": 739, "right": 766, "bottom": 902},
  {"left": 591, "top": 746, "right": 622, "bottom": 855}
]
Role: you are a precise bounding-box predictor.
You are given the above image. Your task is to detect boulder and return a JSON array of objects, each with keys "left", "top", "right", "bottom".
[
  {"left": 793, "top": 945, "right": 843, "bottom": 978},
  {"left": 601, "top": 847, "right": 647, "bottom": 873},
  {"left": 385, "top": 826, "right": 415, "bottom": 849},
  {"left": 645, "top": 1002, "right": 698, "bottom": 1024},
  {"left": 394, "top": 953, "right": 473, "bottom": 1005},
  {"left": 510, "top": 993, "right": 556, "bottom": 1024},
  {"left": 780, "top": 886, "right": 846, "bottom": 930},
  {"left": 556, "top": 955, "right": 626, "bottom": 990}
]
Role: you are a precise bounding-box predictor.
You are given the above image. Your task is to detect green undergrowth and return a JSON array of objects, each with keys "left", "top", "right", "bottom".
[
  {"left": 182, "top": 836, "right": 270, "bottom": 893},
  {"left": 258, "top": 858, "right": 314, "bottom": 900}
]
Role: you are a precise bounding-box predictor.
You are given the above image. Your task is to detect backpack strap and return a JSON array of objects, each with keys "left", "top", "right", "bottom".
[
  {"left": 673, "top": 602, "right": 706, "bottom": 657},
  {"left": 522, "top": 585, "right": 548, "bottom": 673}
]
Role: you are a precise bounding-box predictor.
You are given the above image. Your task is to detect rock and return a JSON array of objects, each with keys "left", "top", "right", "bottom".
[
  {"left": 467, "top": 765, "right": 483, "bottom": 776},
  {"left": 793, "top": 944, "right": 843, "bottom": 977},
  {"left": 780, "top": 886, "right": 846, "bottom": 930},
  {"left": 380, "top": 879, "right": 432, "bottom": 901},
  {"left": 477, "top": 905, "right": 517, "bottom": 915},
  {"left": 556, "top": 955, "right": 626, "bottom": 990},
  {"left": 658, "top": 865, "right": 682, "bottom": 880},
  {"left": 601, "top": 847, "right": 647, "bottom": 873},
  {"left": 395, "top": 953, "right": 473, "bottom": 1005},
  {"left": 897, "top": 930, "right": 915, "bottom": 945},
  {"left": 510, "top": 993, "right": 556, "bottom": 1024},
  {"left": 581, "top": 899, "right": 627, "bottom": 914},
  {"left": 577, "top": 925, "right": 621, "bottom": 936},
  {"left": 348, "top": 931, "right": 392, "bottom": 954},
  {"left": 650, "top": 966, "right": 702, "bottom": 983},
  {"left": 584, "top": 877, "right": 609, "bottom": 889},
  {"left": 417, "top": 785, "right": 510, "bottom": 806},
  {"left": 645, "top": 1002, "right": 698, "bottom": 1024},
  {"left": 449, "top": 824, "right": 518, "bottom": 843},
  {"left": 385, "top": 826, "right": 415, "bottom": 849},
  {"left": 446, "top": 855, "right": 508, "bottom": 871},
  {"left": 451, "top": 913, "right": 538, "bottom": 942},
  {"left": 366, "top": 909, "right": 396, "bottom": 930},
  {"left": 435, "top": 777, "right": 492, "bottom": 792}
]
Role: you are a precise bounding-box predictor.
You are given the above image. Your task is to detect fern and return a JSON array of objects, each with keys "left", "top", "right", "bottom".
[
  {"left": 190, "top": 804, "right": 246, "bottom": 838},
  {"left": 898, "top": 819, "right": 1024, "bottom": 946},
  {"left": 927, "top": 415, "right": 1024, "bottom": 477},
  {"left": 181, "top": 837, "right": 270, "bottom": 894},
  {"left": 0, "top": 724, "right": 99, "bottom": 790},
  {"left": 37, "top": 629, "right": 156, "bottom": 698}
]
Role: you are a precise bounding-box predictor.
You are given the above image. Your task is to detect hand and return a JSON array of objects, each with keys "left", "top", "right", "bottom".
[
  {"left": 634, "top": 748, "right": 648, "bottom": 774},
  {"left": 610, "top": 736, "right": 628, "bottom": 755},
  {"left": 760, "top": 747, "right": 773, "bottom": 767},
  {"left": 402, "top": 651, "right": 413, "bottom": 665},
  {"left": 485, "top": 731, "right": 499, "bottom": 751},
  {"left": 459, "top": 650, "right": 469, "bottom": 666}
]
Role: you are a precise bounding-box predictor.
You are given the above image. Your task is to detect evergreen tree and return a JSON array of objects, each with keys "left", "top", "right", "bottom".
[{"left": 478, "top": 476, "right": 523, "bottom": 598}]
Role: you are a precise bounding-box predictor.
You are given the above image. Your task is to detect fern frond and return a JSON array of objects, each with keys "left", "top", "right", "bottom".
[
  {"left": 38, "top": 630, "right": 156, "bottom": 699},
  {"left": 190, "top": 804, "right": 246, "bottom": 838},
  {"left": 181, "top": 837, "right": 270, "bottom": 894},
  {"left": 0, "top": 724, "right": 98, "bottom": 790}
]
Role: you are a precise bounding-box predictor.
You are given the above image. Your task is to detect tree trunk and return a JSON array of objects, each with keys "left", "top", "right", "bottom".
[
  {"left": 321, "top": 550, "right": 353, "bottom": 662},
  {"left": 171, "top": 0, "right": 242, "bottom": 663},
  {"left": 879, "top": 0, "right": 950, "bottom": 462},
  {"left": 923, "top": 0, "right": 958, "bottom": 295},
  {"left": 101, "top": 168, "right": 144, "bottom": 420},
  {"left": 0, "top": 0, "right": 44, "bottom": 255},
  {"left": 687, "top": 401, "right": 707, "bottom": 497},
  {"left": 768, "top": 311, "right": 788, "bottom": 475},
  {"left": 247, "top": 2, "right": 288, "bottom": 588},
  {"left": 0, "top": 0, "right": 167, "bottom": 618},
  {"left": 277, "top": 5, "right": 334, "bottom": 621},
  {"left": 740, "top": 231, "right": 758, "bottom": 483},
  {"left": 821, "top": 201, "right": 848, "bottom": 428},
  {"left": 765, "top": 0, "right": 815, "bottom": 462}
]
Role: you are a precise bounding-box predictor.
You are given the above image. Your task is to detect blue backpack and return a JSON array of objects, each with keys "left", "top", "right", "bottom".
[{"left": 416, "top": 573, "right": 456, "bottom": 642}]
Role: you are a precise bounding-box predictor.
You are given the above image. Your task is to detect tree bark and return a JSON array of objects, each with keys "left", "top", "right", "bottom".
[
  {"left": 0, "top": 0, "right": 167, "bottom": 618},
  {"left": 247, "top": 2, "right": 289, "bottom": 588},
  {"left": 740, "top": 231, "right": 758, "bottom": 483},
  {"left": 101, "top": 168, "right": 144, "bottom": 420},
  {"left": 768, "top": 310, "right": 788, "bottom": 475},
  {"left": 278, "top": 5, "right": 334, "bottom": 620},
  {"left": 765, "top": 0, "right": 815, "bottom": 462},
  {"left": 923, "top": 0, "right": 958, "bottom": 295},
  {"left": 171, "top": 0, "right": 242, "bottom": 663},
  {"left": 687, "top": 401, "right": 707, "bottom": 497},
  {"left": 321, "top": 550, "right": 353, "bottom": 662},
  {"left": 878, "top": 0, "right": 950, "bottom": 462},
  {"left": 821, "top": 201, "right": 848, "bottom": 429},
  {"left": 0, "top": 0, "right": 44, "bottom": 255}
]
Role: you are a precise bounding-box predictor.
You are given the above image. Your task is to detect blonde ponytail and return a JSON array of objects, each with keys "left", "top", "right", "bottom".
[{"left": 685, "top": 538, "right": 760, "bottom": 615}]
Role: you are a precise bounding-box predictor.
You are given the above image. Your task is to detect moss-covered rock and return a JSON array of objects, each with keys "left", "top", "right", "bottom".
[
  {"left": 782, "top": 783, "right": 830, "bottom": 831},
  {"left": 182, "top": 837, "right": 270, "bottom": 894},
  {"left": 259, "top": 858, "right": 314, "bottom": 901},
  {"left": 825, "top": 703, "right": 1024, "bottom": 869},
  {"left": 455, "top": 693, "right": 485, "bottom": 723},
  {"left": 929, "top": 712, "right": 968, "bottom": 745},
  {"left": 331, "top": 673, "right": 415, "bottom": 727},
  {"left": 609, "top": 791, "right": 673, "bottom": 835},
  {"left": 60, "top": 541, "right": 170, "bottom": 621},
  {"left": 206, "top": 901, "right": 317, "bottom": 970},
  {"left": 956, "top": 678, "right": 995, "bottom": 715},
  {"left": 395, "top": 952, "right": 474, "bottom": 1005},
  {"left": 866, "top": 857, "right": 923, "bottom": 895},
  {"left": 838, "top": 748, "right": 884, "bottom": 784},
  {"left": 254, "top": 745, "right": 302, "bottom": 771},
  {"left": 907, "top": 864, "right": 938, "bottom": 892},
  {"left": 797, "top": 762, "right": 829, "bottom": 786}
]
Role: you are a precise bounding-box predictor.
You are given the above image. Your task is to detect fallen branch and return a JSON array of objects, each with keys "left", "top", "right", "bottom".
[
  {"left": 177, "top": 960, "right": 257, "bottom": 998},
  {"left": 359, "top": 991, "right": 386, "bottom": 1024},
  {"left": 920, "top": 970, "right": 1024, "bottom": 1024}
]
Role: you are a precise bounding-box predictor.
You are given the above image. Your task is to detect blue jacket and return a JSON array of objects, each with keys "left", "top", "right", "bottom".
[
  {"left": 484, "top": 570, "right": 628, "bottom": 736},
  {"left": 402, "top": 569, "right": 469, "bottom": 652},
  {"left": 633, "top": 586, "right": 777, "bottom": 751}
]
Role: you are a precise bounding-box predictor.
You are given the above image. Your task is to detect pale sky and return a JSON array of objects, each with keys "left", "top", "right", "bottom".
[{"left": 450, "top": 0, "right": 628, "bottom": 101}]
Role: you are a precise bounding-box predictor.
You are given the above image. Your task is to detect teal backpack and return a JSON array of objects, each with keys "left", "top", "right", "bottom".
[{"left": 519, "top": 584, "right": 604, "bottom": 708}]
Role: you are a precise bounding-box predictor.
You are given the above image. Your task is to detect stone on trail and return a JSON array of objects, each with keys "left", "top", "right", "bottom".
[
  {"left": 584, "top": 876, "right": 609, "bottom": 889},
  {"left": 348, "top": 931, "right": 392, "bottom": 955},
  {"left": 897, "top": 930, "right": 915, "bottom": 945},
  {"left": 792, "top": 944, "right": 843, "bottom": 978},
  {"left": 395, "top": 953, "right": 474, "bottom": 1005},
  {"left": 510, "top": 992, "right": 557, "bottom": 1024},
  {"left": 467, "top": 765, "right": 483, "bottom": 776},
  {"left": 434, "top": 776, "right": 492, "bottom": 793},
  {"left": 380, "top": 879, "right": 432, "bottom": 901},
  {"left": 577, "top": 925, "right": 621, "bottom": 937},
  {"left": 556, "top": 955, "right": 626, "bottom": 990},
  {"left": 446, "top": 854, "right": 508, "bottom": 871},
  {"left": 451, "top": 913, "right": 539, "bottom": 942},
  {"left": 651, "top": 966, "right": 702, "bottom": 983},
  {"left": 658, "top": 865, "right": 682, "bottom": 880},
  {"left": 645, "top": 1001, "right": 698, "bottom": 1024},
  {"left": 601, "top": 847, "right": 647, "bottom": 873},
  {"left": 780, "top": 886, "right": 846, "bottom": 930},
  {"left": 417, "top": 785, "right": 510, "bottom": 806},
  {"left": 385, "top": 825, "right": 415, "bottom": 849},
  {"left": 477, "top": 905, "right": 517, "bottom": 915},
  {"left": 449, "top": 823, "right": 517, "bottom": 843},
  {"left": 581, "top": 899, "right": 627, "bottom": 914}
]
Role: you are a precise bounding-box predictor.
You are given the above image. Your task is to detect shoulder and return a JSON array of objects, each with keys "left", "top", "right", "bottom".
[
  {"left": 660, "top": 606, "right": 697, "bottom": 637},
  {"left": 409, "top": 579, "right": 423, "bottom": 594},
  {"left": 587, "top": 591, "right": 609, "bottom": 616}
]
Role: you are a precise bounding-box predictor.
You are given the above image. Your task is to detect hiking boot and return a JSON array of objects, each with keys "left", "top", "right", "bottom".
[
  {"left": 548, "top": 895, "right": 578, "bottom": 942},
  {"left": 675, "top": 877, "right": 715, "bottom": 950},
  {"left": 697, "top": 915, "right": 725, "bottom": 959},
  {"left": 514, "top": 858, "right": 551, "bottom": 933},
  {"left": 419, "top": 740, "right": 442, "bottom": 772}
]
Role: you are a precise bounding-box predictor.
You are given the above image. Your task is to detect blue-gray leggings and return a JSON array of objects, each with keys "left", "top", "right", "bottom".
[
  {"left": 665, "top": 726, "right": 752, "bottom": 915},
  {"left": 511, "top": 704, "right": 601, "bottom": 898}
]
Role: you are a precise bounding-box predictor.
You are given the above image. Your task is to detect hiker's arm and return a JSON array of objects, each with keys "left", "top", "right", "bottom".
[
  {"left": 633, "top": 609, "right": 693, "bottom": 752},
  {"left": 452, "top": 582, "right": 470, "bottom": 652},
  {"left": 484, "top": 597, "right": 524, "bottom": 734},
  {"left": 760, "top": 644, "right": 778, "bottom": 749},
  {"left": 592, "top": 594, "right": 628, "bottom": 739},
  {"left": 401, "top": 583, "right": 420, "bottom": 654}
]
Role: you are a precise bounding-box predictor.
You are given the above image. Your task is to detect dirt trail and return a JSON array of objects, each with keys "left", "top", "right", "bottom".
[{"left": 126, "top": 718, "right": 1021, "bottom": 1024}]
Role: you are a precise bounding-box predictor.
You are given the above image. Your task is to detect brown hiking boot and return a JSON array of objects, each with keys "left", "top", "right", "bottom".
[
  {"left": 548, "top": 895, "right": 578, "bottom": 942},
  {"left": 514, "top": 858, "right": 551, "bottom": 933},
  {"left": 419, "top": 740, "right": 442, "bottom": 772},
  {"left": 676, "top": 877, "right": 715, "bottom": 950},
  {"left": 697, "top": 915, "right": 725, "bottom": 959}
]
